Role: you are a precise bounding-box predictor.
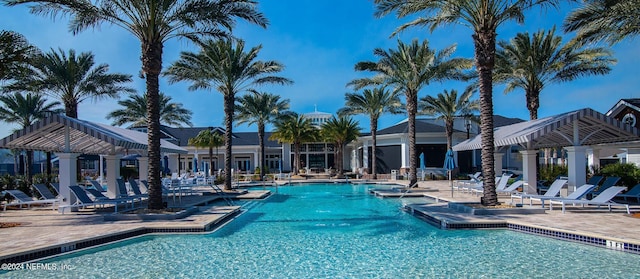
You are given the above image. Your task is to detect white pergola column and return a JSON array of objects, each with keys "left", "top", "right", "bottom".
[
  {"left": 588, "top": 148, "right": 600, "bottom": 169},
  {"left": 56, "top": 152, "right": 79, "bottom": 210},
  {"left": 283, "top": 144, "right": 291, "bottom": 172},
  {"left": 494, "top": 152, "right": 504, "bottom": 176},
  {"left": 105, "top": 155, "right": 122, "bottom": 198},
  {"left": 400, "top": 136, "right": 408, "bottom": 169},
  {"left": 253, "top": 149, "right": 259, "bottom": 173},
  {"left": 98, "top": 154, "right": 105, "bottom": 184},
  {"left": 565, "top": 146, "right": 589, "bottom": 192},
  {"left": 137, "top": 156, "right": 149, "bottom": 182},
  {"left": 520, "top": 150, "right": 538, "bottom": 194},
  {"left": 362, "top": 140, "right": 369, "bottom": 172}
]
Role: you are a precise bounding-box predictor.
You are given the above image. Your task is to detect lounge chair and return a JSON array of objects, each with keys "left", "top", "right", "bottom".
[
  {"left": 533, "top": 184, "right": 596, "bottom": 208},
  {"left": 31, "top": 183, "right": 59, "bottom": 200},
  {"left": 511, "top": 179, "right": 567, "bottom": 205},
  {"left": 2, "top": 189, "right": 59, "bottom": 211},
  {"left": 89, "top": 180, "right": 106, "bottom": 192},
  {"left": 128, "top": 179, "right": 148, "bottom": 196},
  {"left": 50, "top": 182, "right": 60, "bottom": 193},
  {"left": 497, "top": 180, "right": 524, "bottom": 195},
  {"left": 588, "top": 176, "right": 621, "bottom": 199},
  {"left": 471, "top": 174, "right": 511, "bottom": 196},
  {"left": 616, "top": 184, "right": 640, "bottom": 203},
  {"left": 549, "top": 186, "right": 630, "bottom": 214},
  {"left": 61, "top": 185, "right": 131, "bottom": 214},
  {"left": 587, "top": 175, "right": 604, "bottom": 187},
  {"left": 116, "top": 178, "right": 146, "bottom": 202}
]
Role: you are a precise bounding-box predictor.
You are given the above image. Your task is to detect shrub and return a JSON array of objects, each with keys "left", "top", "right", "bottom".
[
  {"left": 596, "top": 163, "right": 640, "bottom": 188},
  {"left": 538, "top": 164, "right": 568, "bottom": 185}
]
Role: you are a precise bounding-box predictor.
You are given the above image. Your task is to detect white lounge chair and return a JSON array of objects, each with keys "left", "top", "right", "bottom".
[
  {"left": 497, "top": 180, "right": 524, "bottom": 195},
  {"left": 511, "top": 179, "right": 567, "bottom": 206},
  {"left": 60, "top": 185, "right": 132, "bottom": 214},
  {"left": 549, "top": 186, "right": 630, "bottom": 214},
  {"left": 2, "top": 189, "right": 59, "bottom": 211},
  {"left": 533, "top": 184, "right": 595, "bottom": 208}
]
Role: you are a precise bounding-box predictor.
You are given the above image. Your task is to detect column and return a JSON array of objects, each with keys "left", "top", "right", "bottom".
[
  {"left": 520, "top": 150, "right": 538, "bottom": 194},
  {"left": 283, "top": 144, "right": 291, "bottom": 172},
  {"left": 362, "top": 141, "right": 369, "bottom": 173},
  {"left": 400, "top": 136, "right": 408, "bottom": 170},
  {"left": 493, "top": 152, "right": 504, "bottom": 176},
  {"left": 98, "top": 154, "right": 105, "bottom": 184},
  {"left": 137, "top": 156, "right": 149, "bottom": 182},
  {"left": 565, "top": 146, "right": 588, "bottom": 193},
  {"left": 626, "top": 148, "right": 640, "bottom": 167},
  {"left": 55, "top": 152, "right": 79, "bottom": 210},
  {"left": 105, "top": 155, "right": 122, "bottom": 198},
  {"left": 588, "top": 148, "right": 600, "bottom": 170}
]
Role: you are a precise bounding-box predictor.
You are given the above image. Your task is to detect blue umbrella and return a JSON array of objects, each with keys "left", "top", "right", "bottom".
[
  {"left": 193, "top": 157, "right": 198, "bottom": 173},
  {"left": 443, "top": 149, "right": 456, "bottom": 197},
  {"left": 163, "top": 156, "right": 170, "bottom": 174},
  {"left": 419, "top": 152, "right": 425, "bottom": 180}
]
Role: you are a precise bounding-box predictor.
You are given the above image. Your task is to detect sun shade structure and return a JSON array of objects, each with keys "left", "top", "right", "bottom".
[
  {"left": 0, "top": 114, "right": 187, "bottom": 212},
  {"left": 453, "top": 108, "right": 640, "bottom": 193},
  {"left": 0, "top": 114, "right": 187, "bottom": 154},
  {"left": 453, "top": 108, "right": 639, "bottom": 151}
]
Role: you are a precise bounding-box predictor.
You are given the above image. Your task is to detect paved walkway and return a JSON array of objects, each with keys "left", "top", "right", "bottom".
[{"left": 1, "top": 179, "right": 639, "bottom": 263}]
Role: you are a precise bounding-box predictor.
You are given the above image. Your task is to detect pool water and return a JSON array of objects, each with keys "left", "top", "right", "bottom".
[{"left": 3, "top": 183, "right": 639, "bottom": 278}]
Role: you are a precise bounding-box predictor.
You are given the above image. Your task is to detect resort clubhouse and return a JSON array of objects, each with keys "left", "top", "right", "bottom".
[{"left": 0, "top": 0, "right": 639, "bottom": 277}]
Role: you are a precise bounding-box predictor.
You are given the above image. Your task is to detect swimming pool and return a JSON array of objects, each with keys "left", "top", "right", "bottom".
[{"left": 2, "top": 183, "right": 639, "bottom": 278}]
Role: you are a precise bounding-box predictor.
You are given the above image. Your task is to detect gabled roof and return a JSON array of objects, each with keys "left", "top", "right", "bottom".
[
  {"left": 377, "top": 119, "right": 450, "bottom": 135},
  {"left": 606, "top": 98, "right": 640, "bottom": 117},
  {"left": 0, "top": 114, "right": 187, "bottom": 154},
  {"left": 453, "top": 108, "right": 640, "bottom": 151}
]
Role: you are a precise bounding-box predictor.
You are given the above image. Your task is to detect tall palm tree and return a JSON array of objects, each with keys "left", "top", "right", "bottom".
[
  {"left": 8, "top": 48, "right": 133, "bottom": 118},
  {"left": 338, "top": 86, "right": 403, "bottom": 179},
  {"left": 236, "top": 90, "right": 290, "bottom": 180},
  {"left": 270, "top": 113, "right": 318, "bottom": 175},
  {"left": 188, "top": 128, "right": 224, "bottom": 179},
  {"left": 419, "top": 88, "right": 479, "bottom": 150},
  {"left": 5, "top": 0, "right": 268, "bottom": 209},
  {"left": 0, "top": 93, "right": 62, "bottom": 184},
  {"left": 564, "top": 0, "right": 640, "bottom": 45},
  {"left": 350, "top": 39, "right": 471, "bottom": 187},
  {"left": 374, "top": 0, "right": 559, "bottom": 205},
  {"left": 165, "top": 39, "right": 292, "bottom": 190},
  {"left": 495, "top": 27, "right": 616, "bottom": 120},
  {"left": 0, "top": 30, "right": 37, "bottom": 82},
  {"left": 320, "top": 116, "right": 360, "bottom": 178},
  {"left": 107, "top": 92, "right": 193, "bottom": 127}
]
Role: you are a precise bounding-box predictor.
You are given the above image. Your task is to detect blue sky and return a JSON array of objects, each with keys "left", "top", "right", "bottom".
[{"left": 0, "top": 0, "right": 638, "bottom": 137}]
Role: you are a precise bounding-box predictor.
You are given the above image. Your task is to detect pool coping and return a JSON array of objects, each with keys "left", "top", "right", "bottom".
[
  {"left": 404, "top": 204, "right": 640, "bottom": 255},
  {"left": 0, "top": 206, "right": 243, "bottom": 265}
]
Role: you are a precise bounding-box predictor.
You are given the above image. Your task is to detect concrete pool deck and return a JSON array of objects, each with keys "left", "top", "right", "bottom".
[{"left": 1, "top": 180, "right": 639, "bottom": 263}]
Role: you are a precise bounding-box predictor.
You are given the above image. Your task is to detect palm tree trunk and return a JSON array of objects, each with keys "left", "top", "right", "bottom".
[
  {"left": 223, "top": 92, "right": 234, "bottom": 190},
  {"left": 337, "top": 143, "right": 343, "bottom": 177},
  {"left": 445, "top": 121, "right": 454, "bottom": 150},
  {"left": 406, "top": 90, "right": 418, "bottom": 186},
  {"left": 473, "top": 31, "right": 498, "bottom": 206},
  {"left": 371, "top": 117, "right": 378, "bottom": 180},
  {"left": 64, "top": 100, "right": 78, "bottom": 118},
  {"left": 526, "top": 88, "right": 539, "bottom": 120},
  {"left": 142, "top": 41, "right": 164, "bottom": 209},
  {"left": 208, "top": 146, "right": 213, "bottom": 178},
  {"left": 25, "top": 150, "right": 32, "bottom": 186},
  {"left": 258, "top": 122, "right": 265, "bottom": 181}
]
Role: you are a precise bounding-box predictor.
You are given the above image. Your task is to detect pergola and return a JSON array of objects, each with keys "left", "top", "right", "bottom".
[
  {"left": 453, "top": 108, "right": 640, "bottom": 193},
  {"left": 0, "top": 114, "right": 187, "bottom": 211}
]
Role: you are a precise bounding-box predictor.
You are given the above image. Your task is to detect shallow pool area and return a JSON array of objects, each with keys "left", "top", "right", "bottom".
[{"left": 3, "top": 183, "right": 639, "bottom": 278}]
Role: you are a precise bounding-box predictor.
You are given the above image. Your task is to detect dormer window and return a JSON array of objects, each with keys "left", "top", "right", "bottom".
[{"left": 622, "top": 113, "right": 636, "bottom": 127}]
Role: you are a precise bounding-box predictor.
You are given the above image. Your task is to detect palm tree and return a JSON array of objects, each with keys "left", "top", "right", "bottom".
[
  {"left": 107, "top": 92, "right": 193, "bottom": 127},
  {"left": 0, "top": 93, "right": 62, "bottom": 184},
  {"left": 236, "top": 90, "right": 290, "bottom": 180},
  {"left": 338, "top": 86, "right": 403, "bottom": 179},
  {"left": 0, "top": 30, "right": 37, "bottom": 82},
  {"left": 5, "top": 0, "right": 268, "bottom": 209},
  {"left": 320, "top": 116, "right": 360, "bottom": 178},
  {"left": 165, "top": 39, "right": 292, "bottom": 190},
  {"left": 8, "top": 48, "right": 133, "bottom": 118},
  {"left": 495, "top": 27, "right": 616, "bottom": 120},
  {"left": 270, "top": 113, "right": 318, "bottom": 175},
  {"left": 419, "top": 88, "right": 479, "bottom": 150},
  {"left": 188, "top": 128, "right": 224, "bottom": 179},
  {"left": 350, "top": 39, "right": 471, "bottom": 187},
  {"left": 564, "top": 0, "right": 640, "bottom": 45},
  {"left": 374, "top": 0, "right": 559, "bottom": 205}
]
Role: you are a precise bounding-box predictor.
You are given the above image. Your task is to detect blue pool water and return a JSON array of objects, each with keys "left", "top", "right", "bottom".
[{"left": 3, "top": 183, "right": 640, "bottom": 278}]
